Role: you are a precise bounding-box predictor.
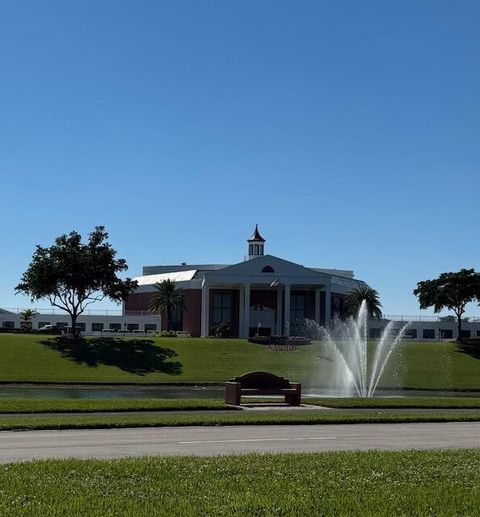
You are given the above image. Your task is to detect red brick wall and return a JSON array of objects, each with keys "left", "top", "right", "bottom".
[
  {"left": 125, "top": 293, "right": 151, "bottom": 313},
  {"left": 183, "top": 289, "right": 202, "bottom": 337},
  {"left": 251, "top": 290, "right": 277, "bottom": 310}
]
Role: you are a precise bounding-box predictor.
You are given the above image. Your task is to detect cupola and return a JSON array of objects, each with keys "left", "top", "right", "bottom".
[{"left": 247, "top": 225, "right": 265, "bottom": 260}]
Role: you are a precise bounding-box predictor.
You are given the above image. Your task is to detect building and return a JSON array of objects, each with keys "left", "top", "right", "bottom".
[
  {"left": 124, "top": 226, "right": 366, "bottom": 337},
  {"left": 2, "top": 226, "right": 479, "bottom": 339}
]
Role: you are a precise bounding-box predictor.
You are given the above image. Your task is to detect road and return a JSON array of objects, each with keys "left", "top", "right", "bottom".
[{"left": 1, "top": 422, "right": 480, "bottom": 463}]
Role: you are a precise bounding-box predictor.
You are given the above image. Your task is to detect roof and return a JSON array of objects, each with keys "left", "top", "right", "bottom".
[
  {"left": 134, "top": 270, "right": 197, "bottom": 286},
  {"left": 143, "top": 264, "right": 229, "bottom": 275},
  {"left": 248, "top": 224, "right": 265, "bottom": 242},
  {"left": 310, "top": 268, "right": 354, "bottom": 279}
]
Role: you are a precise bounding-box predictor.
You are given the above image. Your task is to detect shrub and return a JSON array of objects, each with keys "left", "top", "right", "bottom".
[{"left": 159, "top": 330, "right": 177, "bottom": 338}]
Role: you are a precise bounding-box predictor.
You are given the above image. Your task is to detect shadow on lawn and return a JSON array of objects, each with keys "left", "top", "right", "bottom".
[
  {"left": 456, "top": 339, "right": 480, "bottom": 361},
  {"left": 39, "top": 337, "right": 182, "bottom": 376}
]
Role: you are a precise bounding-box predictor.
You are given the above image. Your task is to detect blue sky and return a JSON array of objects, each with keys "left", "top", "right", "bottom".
[{"left": 0, "top": 0, "right": 478, "bottom": 316}]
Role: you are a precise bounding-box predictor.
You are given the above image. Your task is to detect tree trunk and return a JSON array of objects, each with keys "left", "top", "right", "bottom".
[
  {"left": 70, "top": 313, "right": 78, "bottom": 338},
  {"left": 456, "top": 311, "right": 463, "bottom": 342}
]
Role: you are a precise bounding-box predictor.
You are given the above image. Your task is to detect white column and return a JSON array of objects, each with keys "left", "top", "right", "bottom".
[
  {"left": 200, "top": 281, "right": 209, "bottom": 338},
  {"left": 276, "top": 286, "right": 283, "bottom": 335},
  {"left": 243, "top": 283, "right": 250, "bottom": 338},
  {"left": 239, "top": 285, "right": 245, "bottom": 338},
  {"left": 284, "top": 283, "right": 291, "bottom": 336},
  {"left": 314, "top": 287, "right": 321, "bottom": 324},
  {"left": 324, "top": 285, "right": 332, "bottom": 328}
]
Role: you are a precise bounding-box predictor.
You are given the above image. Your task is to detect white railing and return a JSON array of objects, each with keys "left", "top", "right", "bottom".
[
  {"left": 1, "top": 307, "right": 155, "bottom": 317},
  {"left": 383, "top": 315, "right": 479, "bottom": 323}
]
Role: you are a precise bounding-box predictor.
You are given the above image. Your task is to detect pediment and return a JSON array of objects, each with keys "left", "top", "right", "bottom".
[{"left": 210, "top": 255, "right": 328, "bottom": 281}]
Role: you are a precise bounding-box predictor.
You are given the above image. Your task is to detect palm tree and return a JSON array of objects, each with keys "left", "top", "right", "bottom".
[
  {"left": 149, "top": 279, "right": 187, "bottom": 331},
  {"left": 344, "top": 285, "right": 383, "bottom": 320},
  {"left": 20, "top": 309, "right": 38, "bottom": 332}
]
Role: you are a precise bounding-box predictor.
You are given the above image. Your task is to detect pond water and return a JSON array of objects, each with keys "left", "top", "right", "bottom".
[
  {"left": 0, "top": 385, "right": 479, "bottom": 399},
  {"left": 305, "top": 388, "right": 480, "bottom": 398},
  {"left": 0, "top": 385, "right": 225, "bottom": 399}
]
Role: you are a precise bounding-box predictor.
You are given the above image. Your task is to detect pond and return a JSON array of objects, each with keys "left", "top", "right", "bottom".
[
  {"left": 0, "top": 385, "right": 225, "bottom": 399},
  {"left": 0, "top": 384, "right": 479, "bottom": 399}
]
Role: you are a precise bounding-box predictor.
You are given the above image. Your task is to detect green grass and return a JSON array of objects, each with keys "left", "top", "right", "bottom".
[
  {"left": 4, "top": 396, "right": 480, "bottom": 415},
  {"left": 1, "top": 333, "right": 480, "bottom": 390},
  {"left": 3, "top": 450, "right": 480, "bottom": 516},
  {"left": 1, "top": 409, "right": 480, "bottom": 431},
  {"left": 308, "top": 396, "right": 480, "bottom": 408},
  {"left": 0, "top": 398, "right": 233, "bottom": 414}
]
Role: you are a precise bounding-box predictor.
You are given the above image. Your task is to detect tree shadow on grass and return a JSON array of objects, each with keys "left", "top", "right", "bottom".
[
  {"left": 456, "top": 339, "right": 480, "bottom": 361},
  {"left": 38, "top": 337, "right": 182, "bottom": 376}
]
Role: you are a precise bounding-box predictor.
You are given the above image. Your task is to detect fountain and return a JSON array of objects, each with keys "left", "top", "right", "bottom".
[{"left": 304, "top": 300, "right": 409, "bottom": 397}]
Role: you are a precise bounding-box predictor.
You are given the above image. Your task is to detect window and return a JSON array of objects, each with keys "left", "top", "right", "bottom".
[
  {"left": 249, "top": 244, "right": 253, "bottom": 255},
  {"left": 3, "top": 321, "right": 14, "bottom": 329},
  {"left": 254, "top": 244, "right": 259, "bottom": 254},
  {"left": 262, "top": 266, "right": 274, "bottom": 273},
  {"left": 460, "top": 330, "right": 471, "bottom": 339},
  {"left": 212, "top": 293, "right": 232, "bottom": 324},
  {"left": 92, "top": 322, "right": 104, "bottom": 332},
  {"left": 145, "top": 323, "right": 157, "bottom": 333},
  {"left": 290, "top": 294, "right": 306, "bottom": 323},
  {"left": 165, "top": 303, "right": 185, "bottom": 332},
  {"left": 405, "top": 328, "right": 417, "bottom": 339},
  {"left": 56, "top": 322, "right": 68, "bottom": 330},
  {"left": 369, "top": 328, "right": 381, "bottom": 339},
  {"left": 423, "top": 329, "right": 435, "bottom": 339},
  {"left": 110, "top": 323, "right": 121, "bottom": 331},
  {"left": 76, "top": 322, "right": 86, "bottom": 332},
  {"left": 260, "top": 245, "right": 264, "bottom": 255},
  {"left": 127, "top": 323, "right": 139, "bottom": 332},
  {"left": 440, "top": 329, "right": 453, "bottom": 339},
  {"left": 38, "top": 322, "right": 51, "bottom": 328},
  {"left": 477, "top": 330, "right": 480, "bottom": 337}
]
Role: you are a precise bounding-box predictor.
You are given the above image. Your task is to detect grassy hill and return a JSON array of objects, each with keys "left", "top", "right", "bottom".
[{"left": 0, "top": 333, "right": 480, "bottom": 389}]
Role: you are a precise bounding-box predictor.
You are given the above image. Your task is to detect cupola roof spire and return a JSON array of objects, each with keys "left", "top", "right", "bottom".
[{"left": 248, "top": 224, "right": 265, "bottom": 243}]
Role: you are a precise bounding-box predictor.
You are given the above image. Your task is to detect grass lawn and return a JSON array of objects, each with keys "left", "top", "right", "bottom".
[
  {"left": 0, "top": 398, "right": 233, "bottom": 414},
  {"left": 3, "top": 397, "right": 480, "bottom": 414},
  {"left": 2, "top": 450, "right": 480, "bottom": 516},
  {"left": 1, "top": 333, "right": 480, "bottom": 390},
  {"left": 2, "top": 409, "right": 480, "bottom": 431}
]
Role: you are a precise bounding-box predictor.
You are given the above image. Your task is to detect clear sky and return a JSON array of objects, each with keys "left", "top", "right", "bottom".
[{"left": 0, "top": 0, "right": 478, "bottom": 316}]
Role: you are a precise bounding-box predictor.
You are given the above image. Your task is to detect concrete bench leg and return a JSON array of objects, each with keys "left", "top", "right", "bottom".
[
  {"left": 285, "top": 384, "right": 301, "bottom": 406},
  {"left": 225, "top": 382, "right": 241, "bottom": 405}
]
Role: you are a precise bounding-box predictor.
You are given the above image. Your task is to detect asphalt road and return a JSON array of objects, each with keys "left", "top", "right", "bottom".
[{"left": 2, "top": 422, "right": 480, "bottom": 463}]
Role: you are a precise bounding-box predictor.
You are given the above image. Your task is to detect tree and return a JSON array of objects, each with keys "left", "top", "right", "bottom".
[
  {"left": 413, "top": 269, "right": 480, "bottom": 341},
  {"left": 19, "top": 309, "right": 38, "bottom": 332},
  {"left": 16, "top": 226, "right": 137, "bottom": 336},
  {"left": 149, "top": 279, "right": 186, "bottom": 331},
  {"left": 344, "top": 285, "right": 383, "bottom": 320}
]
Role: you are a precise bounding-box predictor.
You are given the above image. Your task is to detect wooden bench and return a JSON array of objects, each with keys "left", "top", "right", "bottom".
[{"left": 225, "top": 371, "right": 301, "bottom": 406}]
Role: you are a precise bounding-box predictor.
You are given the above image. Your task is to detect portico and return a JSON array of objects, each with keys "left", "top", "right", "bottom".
[{"left": 198, "top": 254, "right": 336, "bottom": 338}]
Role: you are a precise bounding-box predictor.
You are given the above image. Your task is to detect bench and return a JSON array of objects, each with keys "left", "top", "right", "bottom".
[{"left": 225, "top": 371, "right": 301, "bottom": 406}]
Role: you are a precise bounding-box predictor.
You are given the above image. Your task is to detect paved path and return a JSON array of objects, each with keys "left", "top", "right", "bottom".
[{"left": 2, "top": 422, "right": 480, "bottom": 463}]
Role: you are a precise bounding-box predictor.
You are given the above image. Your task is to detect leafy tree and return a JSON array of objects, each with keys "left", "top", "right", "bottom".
[
  {"left": 344, "top": 285, "right": 383, "bottom": 320},
  {"left": 149, "top": 279, "right": 186, "bottom": 331},
  {"left": 413, "top": 269, "right": 480, "bottom": 341},
  {"left": 19, "top": 308, "right": 38, "bottom": 332},
  {"left": 16, "top": 226, "right": 137, "bottom": 336}
]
